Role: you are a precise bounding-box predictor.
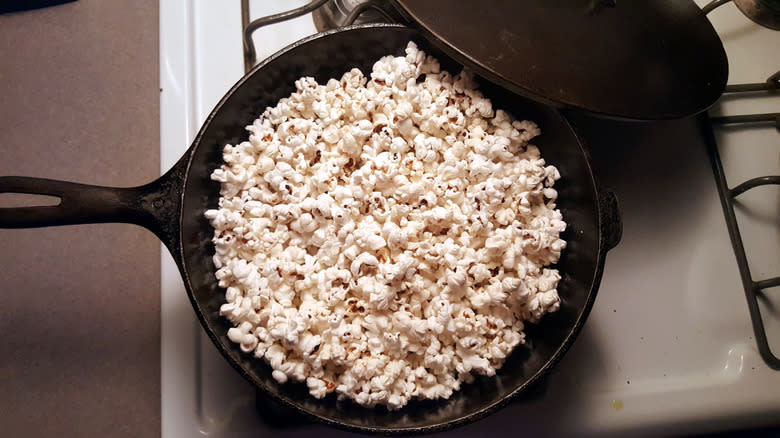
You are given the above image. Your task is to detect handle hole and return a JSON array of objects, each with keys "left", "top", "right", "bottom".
[{"left": 0, "top": 193, "right": 61, "bottom": 208}]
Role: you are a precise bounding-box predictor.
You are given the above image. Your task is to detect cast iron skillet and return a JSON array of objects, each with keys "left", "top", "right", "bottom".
[{"left": 0, "top": 24, "right": 621, "bottom": 434}]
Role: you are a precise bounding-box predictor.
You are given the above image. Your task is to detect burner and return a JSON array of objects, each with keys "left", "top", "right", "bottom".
[
  {"left": 733, "top": 0, "right": 780, "bottom": 30},
  {"left": 312, "top": 0, "right": 388, "bottom": 31}
]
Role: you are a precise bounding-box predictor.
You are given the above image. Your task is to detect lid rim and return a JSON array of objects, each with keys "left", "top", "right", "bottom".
[{"left": 389, "top": 0, "right": 729, "bottom": 121}]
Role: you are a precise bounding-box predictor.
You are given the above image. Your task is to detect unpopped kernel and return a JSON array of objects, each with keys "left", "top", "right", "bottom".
[{"left": 205, "top": 42, "right": 566, "bottom": 410}]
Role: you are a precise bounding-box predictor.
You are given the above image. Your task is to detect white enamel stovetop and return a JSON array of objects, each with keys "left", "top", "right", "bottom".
[{"left": 159, "top": 1, "right": 780, "bottom": 436}]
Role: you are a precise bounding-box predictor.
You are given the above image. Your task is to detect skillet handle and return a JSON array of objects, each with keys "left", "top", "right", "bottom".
[
  {"left": 599, "top": 190, "right": 622, "bottom": 251},
  {"left": 0, "top": 158, "right": 186, "bottom": 254},
  {"left": 0, "top": 176, "right": 145, "bottom": 227}
]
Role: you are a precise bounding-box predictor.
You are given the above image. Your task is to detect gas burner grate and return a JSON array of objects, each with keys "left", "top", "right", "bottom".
[
  {"left": 704, "top": 70, "right": 780, "bottom": 369},
  {"left": 240, "top": 0, "right": 330, "bottom": 72},
  {"left": 241, "top": 0, "right": 393, "bottom": 72}
]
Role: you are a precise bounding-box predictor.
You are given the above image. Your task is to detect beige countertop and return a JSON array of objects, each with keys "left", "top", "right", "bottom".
[{"left": 0, "top": 1, "right": 160, "bottom": 436}]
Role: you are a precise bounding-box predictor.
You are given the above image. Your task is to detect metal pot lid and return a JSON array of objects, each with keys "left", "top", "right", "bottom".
[
  {"left": 389, "top": 0, "right": 729, "bottom": 120},
  {"left": 733, "top": 0, "right": 780, "bottom": 31}
]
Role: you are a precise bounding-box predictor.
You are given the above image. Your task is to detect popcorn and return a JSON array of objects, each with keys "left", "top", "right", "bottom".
[{"left": 206, "top": 42, "right": 565, "bottom": 410}]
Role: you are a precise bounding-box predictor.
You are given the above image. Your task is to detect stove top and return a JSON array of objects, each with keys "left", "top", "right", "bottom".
[{"left": 159, "top": 1, "right": 780, "bottom": 436}]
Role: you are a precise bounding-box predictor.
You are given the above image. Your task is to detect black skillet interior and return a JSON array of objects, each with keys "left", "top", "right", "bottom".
[{"left": 178, "top": 24, "right": 605, "bottom": 433}]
